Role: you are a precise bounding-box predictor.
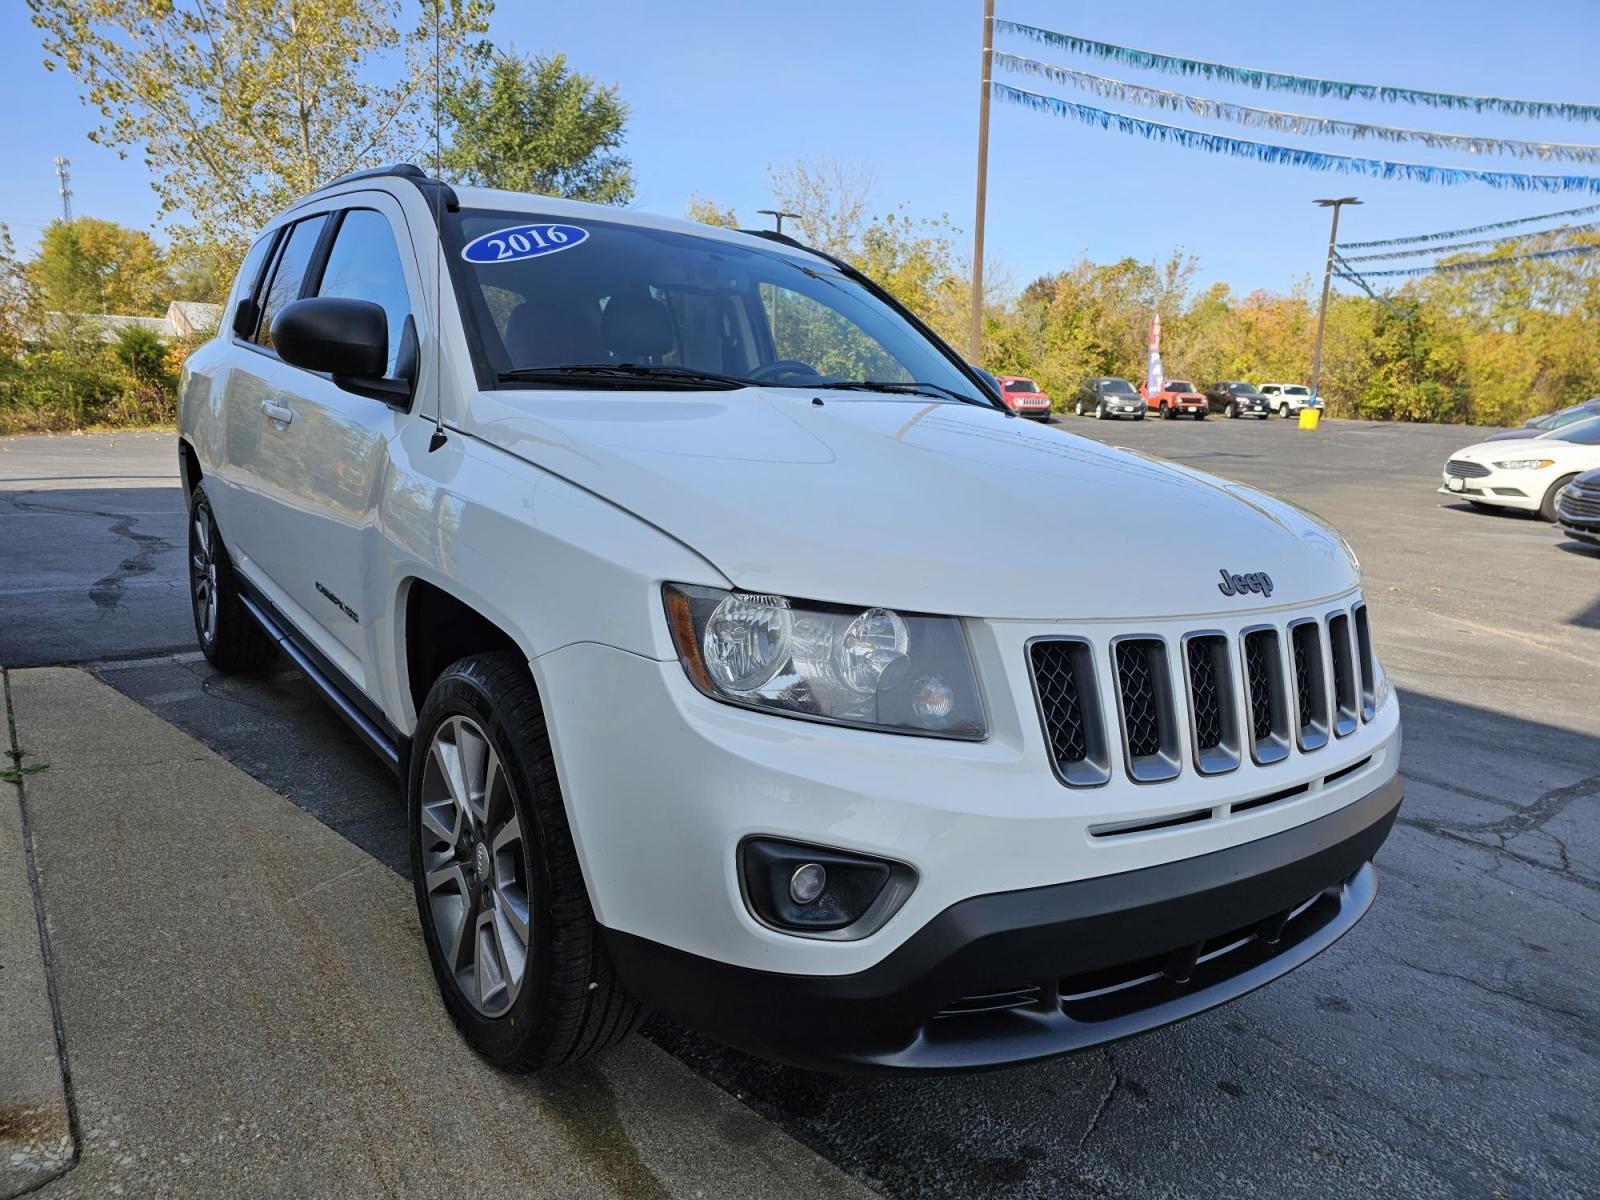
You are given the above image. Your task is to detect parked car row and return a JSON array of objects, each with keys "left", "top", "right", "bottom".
[
  {"left": 976, "top": 372, "right": 1327, "bottom": 424},
  {"left": 1440, "top": 412, "right": 1600, "bottom": 541}
]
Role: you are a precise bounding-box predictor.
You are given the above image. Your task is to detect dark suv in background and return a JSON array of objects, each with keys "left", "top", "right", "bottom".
[
  {"left": 1205, "top": 381, "right": 1273, "bottom": 420},
  {"left": 1074, "top": 377, "right": 1146, "bottom": 420}
]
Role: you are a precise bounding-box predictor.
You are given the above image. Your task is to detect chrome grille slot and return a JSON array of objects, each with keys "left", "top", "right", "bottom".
[
  {"left": 1445, "top": 459, "right": 1490, "bottom": 478},
  {"left": 1028, "top": 639, "right": 1110, "bottom": 788},
  {"left": 1353, "top": 604, "right": 1376, "bottom": 721},
  {"left": 1288, "top": 620, "right": 1330, "bottom": 752},
  {"left": 1241, "top": 627, "right": 1290, "bottom": 765},
  {"left": 1182, "top": 633, "right": 1240, "bottom": 775},
  {"left": 1326, "top": 612, "right": 1359, "bottom": 737},
  {"left": 1111, "top": 638, "right": 1181, "bottom": 783}
]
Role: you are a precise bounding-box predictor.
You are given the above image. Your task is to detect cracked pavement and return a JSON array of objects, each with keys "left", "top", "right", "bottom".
[{"left": 3, "top": 422, "right": 1597, "bottom": 1198}]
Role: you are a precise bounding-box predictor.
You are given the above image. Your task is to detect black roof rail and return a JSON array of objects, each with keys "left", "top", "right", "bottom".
[{"left": 314, "top": 162, "right": 459, "bottom": 224}]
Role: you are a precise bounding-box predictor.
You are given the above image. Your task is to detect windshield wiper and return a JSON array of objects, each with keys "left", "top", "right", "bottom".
[
  {"left": 497, "top": 363, "right": 750, "bottom": 390},
  {"left": 817, "top": 380, "right": 990, "bottom": 407}
]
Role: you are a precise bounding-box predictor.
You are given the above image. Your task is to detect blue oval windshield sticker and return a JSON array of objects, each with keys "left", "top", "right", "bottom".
[{"left": 461, "top": 223, "right": 588, "bottom": 264}]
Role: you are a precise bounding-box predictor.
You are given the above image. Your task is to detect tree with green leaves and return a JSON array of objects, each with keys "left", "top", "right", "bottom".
[
  {"left": 0, "top": 223, "right": 35, "bottom": 360},
  {"left": 28, "top": 0, "right": 492, "bottom": 257},
  {"left": 439, "top": 50, "right": 633, "bottom": 203},
  {"left": 29, "top": 218, "right": 172, "bottom": 316},
  {"left": 684, "top": 194, "right": 739, "bottom": 229}
]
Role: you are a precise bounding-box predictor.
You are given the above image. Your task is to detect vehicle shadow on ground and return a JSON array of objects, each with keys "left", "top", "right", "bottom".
[{"left": 99, "top": 658, "right": 1600, "bottom": 1200}]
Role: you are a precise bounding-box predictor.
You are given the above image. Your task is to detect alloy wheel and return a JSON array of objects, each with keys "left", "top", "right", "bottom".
[
  {"left": 419, "top": 715, "right": 531, "bottom": 1017},
  {"left": 189, "top": 504, "right": 219, "bottom": 645}
]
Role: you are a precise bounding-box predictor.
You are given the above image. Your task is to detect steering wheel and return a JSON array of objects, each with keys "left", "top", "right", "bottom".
[{"left": 749, "top": 359, "right": 823, "bottom": 383}]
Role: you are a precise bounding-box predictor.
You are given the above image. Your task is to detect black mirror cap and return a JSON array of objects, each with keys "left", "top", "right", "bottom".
[{"left": 271, "top": 297, "right": 387, "bottom": 379}]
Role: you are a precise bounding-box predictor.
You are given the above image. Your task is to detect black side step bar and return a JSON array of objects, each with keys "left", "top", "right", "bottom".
[{"left": 237, "top": 591, "right": 403, "bottom": 775}]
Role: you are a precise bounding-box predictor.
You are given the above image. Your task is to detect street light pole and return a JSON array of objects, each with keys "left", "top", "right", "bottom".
[
  {"left": 1309, "top": 196, "right": 1361, "bottom": 411},
  {"left": 968, "top": 0, "right": 995, "bottom": 363}
]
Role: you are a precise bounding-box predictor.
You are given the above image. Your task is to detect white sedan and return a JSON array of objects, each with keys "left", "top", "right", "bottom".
[{"left": 1440, "top": 415, "right": 1600, "bottom": 521}]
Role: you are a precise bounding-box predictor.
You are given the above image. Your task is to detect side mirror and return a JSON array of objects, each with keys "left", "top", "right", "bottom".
[{"left": 272, "top": 296, "right": 387, "bottom": 378}]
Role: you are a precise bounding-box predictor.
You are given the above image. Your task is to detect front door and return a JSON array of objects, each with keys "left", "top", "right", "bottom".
[{"left": 250, "top": 196, "right": 423, "bottom": 687}]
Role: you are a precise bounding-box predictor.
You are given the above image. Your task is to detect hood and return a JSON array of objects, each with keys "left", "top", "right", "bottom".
[
  {"left": 1477, "top": 426, "right": 1543, "bottom": 443},
  {"left": 466, "top": 388, "right": 1360, "bottom": 620}
]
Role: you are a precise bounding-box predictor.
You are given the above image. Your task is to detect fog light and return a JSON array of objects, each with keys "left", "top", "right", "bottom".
[
  {"left": 789, "top": 863, "right": 827, "bottom": 905},
  {"left": 740, "top": 838, "right": 913, "bottom": 936}
]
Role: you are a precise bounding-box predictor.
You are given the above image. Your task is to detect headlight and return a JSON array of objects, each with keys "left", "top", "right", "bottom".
[
  {"left": 663, "top": 584, "right": 987, "bottom": 739},
  {"left": 1492, "top": 458, "right": 1554, "bottom": 469}
]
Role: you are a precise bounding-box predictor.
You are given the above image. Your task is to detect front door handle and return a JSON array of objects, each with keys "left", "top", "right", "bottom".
[{"left": 261, "top": 400, "right": 295, "bottom": 425}]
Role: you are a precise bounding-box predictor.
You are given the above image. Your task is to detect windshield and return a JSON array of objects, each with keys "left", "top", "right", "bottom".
[
  {"left": 1545, "top": 405, "right": 1597, "bottom": 429},
  {"left": 446, "top": 209, "right": 984, "bottom": 400},
  {"left": 1281, "top": 385, "right": 1311, "bottom": 396},
  {"left": 1230, "top": 383, "right": 1262, "bottom": 395},
  {"left": 1166, "top": 381, "right": 1195, "bottom": 393},
  {"left": 1101, "top": 379, "right": 1137, "bottom": 394},
  {"left": 1549, "top": 415, "right": 1600, "bottom": 445},
  {"left": 1004, "top": 378, "right": 1040, "bottom": 392}
]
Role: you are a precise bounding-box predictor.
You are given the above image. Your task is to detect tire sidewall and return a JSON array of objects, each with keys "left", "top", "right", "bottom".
[
  {"left": 408, "top": 667, "right": 555, "bottom": 1059},
  {"left": 1541, "top": 474, "right": 1578, "bottom": 523},
  {"left": 187, "top": 486, "right": 217, "bottom": 653}
]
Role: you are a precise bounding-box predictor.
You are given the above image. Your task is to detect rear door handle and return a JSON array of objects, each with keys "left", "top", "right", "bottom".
[{"left": 261, "top": 400, "right": 295, "bottom": 425}]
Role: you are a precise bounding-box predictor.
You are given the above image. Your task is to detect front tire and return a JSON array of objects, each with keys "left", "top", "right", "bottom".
[
  {"left": 409, "top": 652, "right": 642, "bottom": 1071},
  {"left": 1279, "top": 403, "right": 1291, "bottom": 418},
  {"left": 187, "top": 482, "right": 277, "bottom": 672},
  {"left": 1094, "top": 401, "right": 1105, "bottom": 420},
  {"left": 1160, "top": 402, "right": 1172, "bottom": 420},
  {"left": 1539, "top": 474, "right": 1578, "bottom": 523},
  {"left": 1074, "top": 400, "right": 1085, "bottom": 416},
  {"left": 1227, "top": 402, "right": 1239, "bottom": 419}
]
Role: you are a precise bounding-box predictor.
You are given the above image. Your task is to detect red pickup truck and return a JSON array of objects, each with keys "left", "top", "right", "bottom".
[{"left": 1141, "top": 379, "right": 1208, "bottom": 420}]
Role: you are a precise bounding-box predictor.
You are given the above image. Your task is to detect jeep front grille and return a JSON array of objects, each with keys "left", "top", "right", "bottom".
[
  {"left": 1288, "top": 620, "right": 1330, "bottom": 751},
  {"left": 1023, "top": 603, "right": 1376, "bottom": 790},
  {"left": 1326, "top": 612, "right": 1359, "bottom": 737},
  {"left": 1241, "top": 628, "right": 1290, "bottom": 764},
  {"left": 1028, "top": 639, "right": 1109, "bottom": 787},
  {"left": 1112, "top": 639, "right": 1180, "bottom": 783}
]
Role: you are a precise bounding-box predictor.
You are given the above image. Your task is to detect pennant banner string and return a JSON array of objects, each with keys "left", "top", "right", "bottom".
[
  {"left": 1339, "top": 202, "right": 1600, "bottom": 247},
  {"left": 992, "top": 54, "right": 1600, "bottom": 163},
  {"left": 1334, "top": 243, "right": 1600, "bottom": 277},
  {"left": 991, "top": 84, "right": 1600, "bottom": 195},
  {"left": 1337, "top": 223, "right": 1600, "bottom": 261},
  {"left": 1332, "top": 263, "right": 1413, "bottom": 317},
  {"left": 994, "top": 20, "right": 1600, "bottom": 123}
]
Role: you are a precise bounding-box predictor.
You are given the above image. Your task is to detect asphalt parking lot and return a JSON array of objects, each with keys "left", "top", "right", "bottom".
[{"left": 2, "top": 417, "right": 1596, "bottom": 1199}]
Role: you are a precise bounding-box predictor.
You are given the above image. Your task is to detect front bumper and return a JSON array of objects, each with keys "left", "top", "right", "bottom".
[
  {"left": 608, "top": 773, "right": 1400, "bottom": 1073},
  {"left": 1438, "top": 466, "right": 1540, "bottom": 510}
]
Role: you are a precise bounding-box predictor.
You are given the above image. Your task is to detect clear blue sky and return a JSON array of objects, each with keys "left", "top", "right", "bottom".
[{"left": 3, "top": 0, "right": 1597, "bottom": 299}]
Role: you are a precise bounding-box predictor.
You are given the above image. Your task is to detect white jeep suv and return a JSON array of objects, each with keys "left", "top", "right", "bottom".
[
  {"left": 177, "top": 165, "right": 1401, "bottom": 1074},
  {"left": 1259, "top": 383, "right": 1322, "bottom": 419}
]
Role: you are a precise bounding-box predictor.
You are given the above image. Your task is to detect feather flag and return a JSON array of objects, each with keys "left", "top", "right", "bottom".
[
  {"left": 992, "top": 83, "right": 1600, "bottom": 195},
  {"left": 994, "top": 20, "right": 1600, "bottom": 123},
  {"left": 1146, "top": 312, "right": 1163, "bottom": 398},
  {"left": 992, "top": 53, "right": 1600, "bottom": 163}
]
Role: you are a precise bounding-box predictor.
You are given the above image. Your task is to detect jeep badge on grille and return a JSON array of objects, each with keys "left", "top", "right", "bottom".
[{"left": 1218, "top": 569, "right": 1274, "bottom": 598}]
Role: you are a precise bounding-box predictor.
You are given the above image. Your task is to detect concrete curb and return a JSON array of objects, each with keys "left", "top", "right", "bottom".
[
  {"left": 0, "top": 671, "right": 75, "bottom": 1197},
  {"left": 5, "top": 667, "right": 872, "bottom": 1199}
]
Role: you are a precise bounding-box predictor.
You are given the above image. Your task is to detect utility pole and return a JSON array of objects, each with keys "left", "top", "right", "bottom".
[
  {"left": 757, "top": 209, "right": 801, "bottom": 237},
  {"left": 1309, "top": 196, "right": 1360, "bottom": 410},
  {"left": 968, "top": 0, "right": 995, "bottom": 363},
  {"left": 53, "top": 156, "right": 73, "bottom": 224}
]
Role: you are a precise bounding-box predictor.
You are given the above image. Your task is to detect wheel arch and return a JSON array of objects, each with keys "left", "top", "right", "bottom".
[
  {"left": 398, "top": 576, "right": 529, "bottom": 723},
  {"left": 178, "top": 437, "right": 202, "bottom": 498}
]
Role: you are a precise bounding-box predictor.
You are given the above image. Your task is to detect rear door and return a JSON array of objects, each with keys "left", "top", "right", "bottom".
[{"left": 250, "top": 195, "right": 422, "bottom": 688}]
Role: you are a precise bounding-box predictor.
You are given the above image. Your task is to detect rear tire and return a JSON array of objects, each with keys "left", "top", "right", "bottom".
[
  {"left": 1539, "top": 474, "right": 1578, "bottom": 523},
  {"left": 409, "top": 652, "right": 643, "bottom": 1071},
  {"left": 187, "top": 482, "right": 278, "bottom": 673},
  {"left": 1074, "top": 400, "right": 1085, "bottom": 416}
]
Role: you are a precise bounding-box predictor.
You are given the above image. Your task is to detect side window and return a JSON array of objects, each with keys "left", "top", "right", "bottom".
[
  {"left": 254, "top": 215, "right": 329, "bottom": 352},
  {"left": 227, "top": 231, "right": 278, "bottom": 335},
  {"left": 315, "top": 209, "right": 414, "bottom": 377}
]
